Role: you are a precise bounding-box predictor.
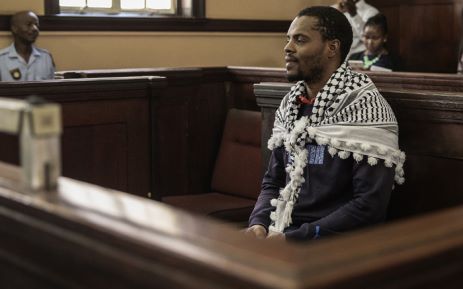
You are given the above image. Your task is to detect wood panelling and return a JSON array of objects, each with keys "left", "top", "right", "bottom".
[
  {"left": 255, "top": 82, "right": 463, "bottom": 220},
  {"left": 384, "top": 89, "right": 463, "bottom": 218},
  {"left": 366, "top": 71, "right": 463, "bottom": 91},
  {"left": 150, "top": 78, "right": 228, "bottom": 198},
  {"left": 0, "top": 77, "right": 164, "bottom": 197},
  {"left": 369, "top": 0, "right": 462, "bottom": 73},
  {"left": 58, "top": 67, "right": 284, "bottom": 199}
]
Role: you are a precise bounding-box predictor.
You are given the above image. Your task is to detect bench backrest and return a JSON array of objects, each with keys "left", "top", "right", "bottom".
[{"left": 211, "top": 108, "right": 262, "bottom": 199}]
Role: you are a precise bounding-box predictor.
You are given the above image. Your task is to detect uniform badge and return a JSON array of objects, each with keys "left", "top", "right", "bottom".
[{"left": 9, "top": 68, "right": 21, "bottom": 80}]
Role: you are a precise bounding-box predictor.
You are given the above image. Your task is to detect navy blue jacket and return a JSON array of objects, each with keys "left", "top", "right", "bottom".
[{"left": 249, "top": 104, "right": 395, "bottom": 241}]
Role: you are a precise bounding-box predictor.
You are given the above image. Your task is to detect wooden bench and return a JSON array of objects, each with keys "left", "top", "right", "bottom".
[
  {"left": 162, "top": 108, "right": 262, "bottom": 223},
  {"left": 255, "top": 82, "right": 463, "bottom": 220}
]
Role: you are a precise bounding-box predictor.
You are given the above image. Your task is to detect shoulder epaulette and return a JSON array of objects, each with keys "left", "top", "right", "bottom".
[
  {"left": 35, "top": 47, "right": 52, "bottom": 55},
  {"left": 0, "top": 47, "right": 9, "bottom": 56}
]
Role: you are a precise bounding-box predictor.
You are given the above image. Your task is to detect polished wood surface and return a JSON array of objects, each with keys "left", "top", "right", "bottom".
[
  {"left": 366, "top": 71, "right": 463, "bottom": 91},
  {"left": 60, "top": 66, "right": 288, "bottom": 111},
  {"left": 2, "top": 161, "right": 463, "bottom": 288},
  {"left": 60, "top": 66, "right": 463, "bottom": 91},
  {"left": 255, "top": 82, "right": 463, "bottom": 220}
]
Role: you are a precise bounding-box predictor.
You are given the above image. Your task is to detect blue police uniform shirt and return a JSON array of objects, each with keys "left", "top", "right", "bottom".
[{"left": 0, "top": 43, "right": 55, "bottom": 81}]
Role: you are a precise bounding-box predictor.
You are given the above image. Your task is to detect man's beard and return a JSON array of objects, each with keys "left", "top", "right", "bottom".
[
  {"left": 286, "top": 58, "right": 324, "bottom": 83},
  {"left": 287, "top": 66, "right": 323, "bottom": 83},
  {"left": 16, "top": 35, "right": 37, "bottom": 45}
]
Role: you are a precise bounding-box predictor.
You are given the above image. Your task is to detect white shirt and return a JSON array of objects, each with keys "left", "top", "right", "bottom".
[
  {"left": 345, "top": 0, "right": 379, "bottom": 54},
  {"left": 332, "top": 1, "right": 379, "bottom": 56},
  {"left": 0, "top": 43, "right": 55, "bottom": 81}
]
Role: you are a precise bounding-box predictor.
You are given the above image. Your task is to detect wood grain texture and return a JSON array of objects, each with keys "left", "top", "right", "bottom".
[
  {"left": 1, "top": 161, "right": 463, "bottom": 288},
  {"left": 369, "top": 0, "right": 462, "bottom": 73},
  {"left": 0, "top": 77, "right": 166, "bottom": 197}
]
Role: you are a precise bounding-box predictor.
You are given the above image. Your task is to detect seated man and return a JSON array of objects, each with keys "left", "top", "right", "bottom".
[
  {"left": 246, "top": 6, "right": 405, "bottom": 241},
  {"left": 0, "top": 11, "right": 55, "bottom": 81}
]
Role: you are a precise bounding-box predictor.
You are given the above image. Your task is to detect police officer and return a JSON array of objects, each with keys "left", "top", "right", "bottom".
[{"left": 0, "top": 11, "right": 55, "bottom": 81}]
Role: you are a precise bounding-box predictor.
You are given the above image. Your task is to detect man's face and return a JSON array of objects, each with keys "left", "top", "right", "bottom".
[
  {"left": 12, "top": 12, "right": 40, "bottom": 44},
  {"left": 284, "top": 16, "right": 328, "bottom": 83}
]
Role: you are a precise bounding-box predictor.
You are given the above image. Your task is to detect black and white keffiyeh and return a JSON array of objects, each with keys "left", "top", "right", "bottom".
[{"left": 268, "top": 62, "right": 405, "bottom": 233}]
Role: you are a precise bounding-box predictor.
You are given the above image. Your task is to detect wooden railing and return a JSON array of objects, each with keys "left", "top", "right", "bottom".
[{"left": 1, "top": 161, "right": 463, "bottom": 288}]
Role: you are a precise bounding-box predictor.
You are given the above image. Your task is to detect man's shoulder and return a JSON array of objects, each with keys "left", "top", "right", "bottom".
[
  {"left": 350, "top": 68, "right": 370, "bottom": 80},
  {"left": 34, "top": 47, "right": 55, "bottom": 67},
  {"left": 34, "top": 46, "right": 51, "bottom": 56},
  {"left": 347, "top": 69, "right": 379, "bottom": 94},
  {"left": 283, "top": 82, "right": 302, "bottom": 103},
  {"left": 0, "top": 46, "right": 10, "bottom": 57},
  {"left": 274, "top": 83, "right": 298, "bottom": 115},
  {"left": 34, "top": 47, "right": 53, "bottom": 56}
]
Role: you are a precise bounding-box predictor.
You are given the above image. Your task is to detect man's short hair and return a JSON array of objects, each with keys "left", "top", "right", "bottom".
[
  {"left": 10, "top": 11, "right": 33, "bottom": 30},
  {"left": 297, "top": 6, "right": 353, "bottom": 63}
]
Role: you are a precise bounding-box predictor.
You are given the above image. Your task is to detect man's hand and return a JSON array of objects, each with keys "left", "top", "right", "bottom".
[
  {"left": 244, "top": 225, "right": 267, "bottom": 239},
  {"left": 267, "top": 231, "right": 286, "bottom": 241},
  {"left": 335, "top": 0, "right": 357, "bottom": 16}
]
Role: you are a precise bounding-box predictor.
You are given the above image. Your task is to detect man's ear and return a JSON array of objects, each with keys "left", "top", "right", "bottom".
[
  {"left": 327, "top": 39, "right": 341, "bottom": 59},
  {"left": 11, "top": 25, "right": 18, "bottom": 35}
]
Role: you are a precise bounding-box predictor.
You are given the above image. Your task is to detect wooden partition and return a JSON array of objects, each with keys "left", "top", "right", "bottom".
[
  {"left": 0, "top": 77, "right": 166, "bottom": 197},
  {"left": 52, "top": 67, "right": 463, "bottom": 202},
  {"left": 60, "top": 66, "right": 463, "bottom": 92},
  {"left": 366, "top": 71, "right": 463, "bottom": 91},
  {"left": 56, "top": 67, "right": 286, "bottom": 200},
  {"left": 255, "top": 83, "right": 463, "bottom": 220},
  {"left": 58, "top": 66, "right": 287, "bottom": 111},
  {"left": 2, "top": 161, "right": 463, "bottom": 289},
  {"left": 369, "top": 0, "right": 463, "bottom": 73},
  {"left": 148, "top": 67, "right": 230, "bottom": 199},
  {"left": 226, "top": 68, "right": 463, "bottom": 93}
]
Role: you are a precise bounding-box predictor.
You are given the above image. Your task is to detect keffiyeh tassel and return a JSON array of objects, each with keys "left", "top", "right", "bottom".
[{"left": 338, "top": 150, "right": 351, "bottom": 159}]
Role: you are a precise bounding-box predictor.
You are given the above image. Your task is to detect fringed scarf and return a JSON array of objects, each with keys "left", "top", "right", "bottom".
[{"left": 268, "top": 63, "right": 405, "bottom": 234}]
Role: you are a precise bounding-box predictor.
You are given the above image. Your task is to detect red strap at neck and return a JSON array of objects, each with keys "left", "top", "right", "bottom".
[{"left": 298, "top": 95, "right": 315, "bottom": 105}]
